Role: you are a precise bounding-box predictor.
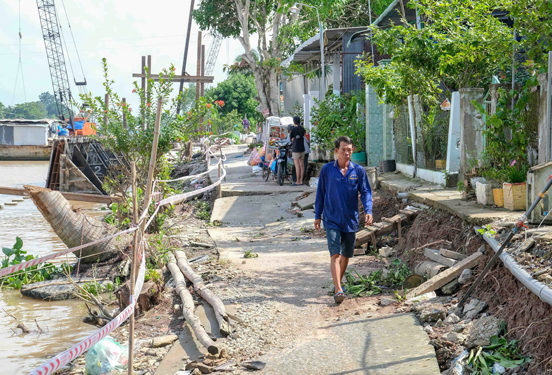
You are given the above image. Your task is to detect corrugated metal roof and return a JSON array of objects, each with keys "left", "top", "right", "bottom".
[
  {"left": 281, "top": 27, "right": 369, "bottom": 67},
  {"left": 0, "top": 119, "right": 60, "bottom": 127}
]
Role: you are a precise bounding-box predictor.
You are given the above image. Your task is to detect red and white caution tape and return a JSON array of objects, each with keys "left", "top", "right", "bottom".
[
  {"left": 0, "top": 226, "right": 138, "bottom": 278},
  {"left": 28, "top": 243, "right": 146, "bottom": 375},
  {"left": 22, "top": 146, "right": 226, "bottom": 375}
]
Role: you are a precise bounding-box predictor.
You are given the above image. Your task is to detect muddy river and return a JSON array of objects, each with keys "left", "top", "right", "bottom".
[{"left": 0, "top": 161, "right": 106, "bottom": 374}]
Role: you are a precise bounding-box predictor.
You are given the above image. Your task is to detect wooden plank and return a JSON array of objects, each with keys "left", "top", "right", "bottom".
[
  {"left": 131, "top": 74, "right": 214, "bottom": 82},
  {"left": 406, "top": 252, "right": 482, "bottom": 299},
  {"left": 439, "top": 248, "right": 467, "bottom": 261},
  {"left": 0, "top": 186, "right": 121, "bottom": 204},
  {"left": 424, "top": 248, "right": 458, "bottom": 267}
]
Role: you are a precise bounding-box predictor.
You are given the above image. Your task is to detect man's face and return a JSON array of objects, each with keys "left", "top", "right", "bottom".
[{"left": 335, "top": 141, "right": 354, "bottom": 161}]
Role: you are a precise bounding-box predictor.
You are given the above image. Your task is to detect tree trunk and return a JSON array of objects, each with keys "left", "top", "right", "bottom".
[
  {"left": 24, "top": 185, "right": 128, "bottom": 263},
  {"left": 167, "top": 253, "right": 220, "bottom": 355},
  {"left": 174, "top": 250, "right": 231, "bottom": 336}
]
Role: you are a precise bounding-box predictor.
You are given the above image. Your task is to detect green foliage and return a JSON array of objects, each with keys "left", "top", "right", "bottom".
[
  {"left": 466, "top": 335, "right": 531, "bottom": 374},
  {"left": 1, "top": 237, "right": 71, "bottom": 289},
  {"left": 356, "top": 0, "right": 514, "bottom": 109},
  {"left": 343, "top": 259, "right": 411, "bottom": 298},
  {"left": 39, "top": 91, "right": 61, "bottom": 118},
  {"left": 477, "top": 224, "right": 496, "bottom": 238},
  {"left": 475, "top": 78, "right": 538, "bottom": 183},
  {"left": 147, "top": 232, "right": 175, "bottom": 268},
  {"left": 2, "top": 100, "right": 48, "bottom": 119},
  {"left": 310, "top": 90, "right": 366, "bottom": 152},
  {"left": 244, "top": 249, "right": 259, "bottom": 258},
  {"left": 343, "top": 269, "right": 382, "bottom": 297},
  {"left": 205, "top": 73, "right": 262, "bottom": 124},
  {"left": 194, "top": 201, "right": 211, "bottom": 221},
  {"left": 145, "top": 269, "right": 162, "bottom": 283}
]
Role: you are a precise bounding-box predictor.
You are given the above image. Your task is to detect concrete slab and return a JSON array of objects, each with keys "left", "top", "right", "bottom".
[
  {"left": 154, "top": 303, "right": 239, "bottom": 375},
  {"left": 297, "top": 193, "right": 316, "bottom": 210},
  {"left": 211, "top": 195, "right": 300, "bottom": 226},
  {"left": 380, "top": 172, "right": 519, "bottom": 225},
  {"left": 222, "top": 182, "right": 314, "bottom": 197},
  {"left": 259, "top": 313, "right": 440, "bottom": 375}
]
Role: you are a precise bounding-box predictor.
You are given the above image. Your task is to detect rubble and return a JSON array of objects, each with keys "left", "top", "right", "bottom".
[
  {"left": 457, "top": 269, "right": 473, "bottom": 284},
  {"left": 462, "top": 298, "right": 487, "bottom": 319},
  {"left": 463, "top": 316, "right": 503, "bottom": 348}
]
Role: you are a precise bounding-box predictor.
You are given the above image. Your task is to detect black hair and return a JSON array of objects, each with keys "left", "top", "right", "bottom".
[
  {"left": 293, "top": 116, "right": 301, "bottom": 125},
  {"left": 334, "top": 136, "right": 353, "bottom": 150}
]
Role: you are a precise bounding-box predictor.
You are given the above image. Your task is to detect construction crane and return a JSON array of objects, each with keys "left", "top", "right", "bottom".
[
  {"left": 36, "top": 0, "right": 93, "bottom": 135},
  {"left": 204, "top": 33, "right": 223, "bottom": 88}
]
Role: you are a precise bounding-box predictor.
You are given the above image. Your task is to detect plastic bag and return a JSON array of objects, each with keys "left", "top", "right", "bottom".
[{"left": 85, "top": 336, "right": 128, "bottom": 375}]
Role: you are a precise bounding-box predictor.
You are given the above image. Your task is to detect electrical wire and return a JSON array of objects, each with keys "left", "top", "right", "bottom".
[{"left": 11, "top": 0, "right": 27, "bottom": 105}]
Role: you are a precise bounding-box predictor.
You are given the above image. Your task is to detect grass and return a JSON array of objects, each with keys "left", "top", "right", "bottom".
[
  {"left": 244, "top": 249, "right": 259, "bottom": 258},
  {"left": 194, "top": 201, "right": 211, "bottom": 221}
]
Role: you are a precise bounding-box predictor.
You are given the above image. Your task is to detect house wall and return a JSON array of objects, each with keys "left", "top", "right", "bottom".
[
  {"left": 342, "top": 31, "right": 364, "bottom": 94},
  {"left": 366, "top": 85, "right": 383, "bottom": 167},
  {"left": 14, "top": 125, "right": 49, "bottom": 146}
]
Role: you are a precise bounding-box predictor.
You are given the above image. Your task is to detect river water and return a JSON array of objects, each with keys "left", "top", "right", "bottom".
[{"left": 0, "top": 161, "right": 105, "bottom": 374}]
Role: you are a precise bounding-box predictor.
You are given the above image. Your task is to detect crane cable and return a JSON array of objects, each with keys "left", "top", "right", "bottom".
[
  {"left": 56, "top": 10, "right": 80, "bottom": 99},
  {"left": 11, "top": 0, "right": 27, "bottom": 105},
  {"left": 60, "top": 0, "right": 88, "bottom": 96}
]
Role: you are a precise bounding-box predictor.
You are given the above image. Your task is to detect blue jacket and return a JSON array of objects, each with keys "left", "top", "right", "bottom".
[{"left": 314, "top": 160, "right": 372, "bottom": 232}]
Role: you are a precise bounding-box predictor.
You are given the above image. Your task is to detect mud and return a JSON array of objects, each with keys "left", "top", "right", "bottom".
[{"left": 462, "top": 257, "right": 552, "bottom": 374}]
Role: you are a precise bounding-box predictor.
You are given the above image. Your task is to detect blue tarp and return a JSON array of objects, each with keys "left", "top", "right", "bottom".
[{"left": 73, "top": 121, "right": 84, "bottom": 130}]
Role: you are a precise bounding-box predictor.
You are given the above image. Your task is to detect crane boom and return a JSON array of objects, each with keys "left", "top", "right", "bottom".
[
  {"left": 36, "top": 0, "right": 73, "bottom": 123},
  {"left": 205, "top": 34, "right": 223, "bottom": 88}
]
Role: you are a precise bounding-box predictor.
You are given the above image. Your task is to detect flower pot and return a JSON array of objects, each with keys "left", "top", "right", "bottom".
[
  {"left": 503, "top": 183, "right": 526, "bottom": 211},
  {"left": 351, "top": 151, "right": 366, "bottom": 165},
  {"left": 492, "top": 188, "right": 504, "bottom": 207},
  {"left": 435, "top": 159, "right": 446, "bottom": 170}
]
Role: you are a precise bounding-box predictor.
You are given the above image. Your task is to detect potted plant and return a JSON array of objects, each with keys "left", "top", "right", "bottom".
[{"left": 503, "top": 161, "right": 527, "bottom": 211}]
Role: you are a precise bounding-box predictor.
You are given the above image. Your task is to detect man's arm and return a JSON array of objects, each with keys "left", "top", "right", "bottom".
[
  {"left": 359, "top": 168, "right": 372, "bottom": 214},
  {"left": 314, "top": 167, "right": 326, "bottom": 229}
]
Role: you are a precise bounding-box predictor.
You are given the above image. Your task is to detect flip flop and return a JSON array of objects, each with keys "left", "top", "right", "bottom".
[
  {"left": 331, "top": 285, "right": 346, "bottom": 294},
  {"left": 334, "top": 292, "right": 346, "bottom": 304}
]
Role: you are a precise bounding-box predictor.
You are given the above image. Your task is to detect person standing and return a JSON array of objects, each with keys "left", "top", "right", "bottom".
[
  {"left": 290, "top": 116, "right": 306, "bottom": 186},
  {"left": 314, "top": 136, "right": 373, "bottom": 304}
]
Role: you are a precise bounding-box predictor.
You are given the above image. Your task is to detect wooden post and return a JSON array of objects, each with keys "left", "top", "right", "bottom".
[
  {"left": 196, "top": 32, "right": 202, "bottom": 102},
  {"left": 122, "top": 98, "right": 127, "bottom": 130},
  {"left": 176, "top": 0, "right": 196, "bottom": 115},
  {"left": 141, "top": 56, "right": 146, "bottom": 93},
  {"left": 104, "top": 94, "right": 109, "bottom": 126},
  {"left": 128, "top": 162, "right": 139, "bottom": 375},
  {"left": 218, "top": 162, "right": 222, "bottom": 198},
  {"left": 201, "top": 45, "right": 205, "bottom": 97}
]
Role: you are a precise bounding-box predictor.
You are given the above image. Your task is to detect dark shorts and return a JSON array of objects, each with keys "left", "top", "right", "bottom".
[{"left": 326, "top": 228, "right": 356, "bottom": 258}]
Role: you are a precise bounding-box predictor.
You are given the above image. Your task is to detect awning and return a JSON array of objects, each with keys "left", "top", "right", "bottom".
[{"left": 281, "top": 26, "right": 370, "bottom": 67}]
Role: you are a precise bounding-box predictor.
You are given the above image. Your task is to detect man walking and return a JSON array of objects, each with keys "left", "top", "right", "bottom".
[
  {"left": 314, "top": 136, "right": 373, "bottom": 304},
  {"left": 290, "top": 116, "right": 306, "bottom": 186}
]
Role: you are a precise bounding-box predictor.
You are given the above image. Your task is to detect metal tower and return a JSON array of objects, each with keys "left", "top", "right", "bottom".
[
  {"left": 36, "top": 0, "right": 73, "bottom": 122},
  {"left": 205, "top": 34, "right": 223, "bottom": 88}
]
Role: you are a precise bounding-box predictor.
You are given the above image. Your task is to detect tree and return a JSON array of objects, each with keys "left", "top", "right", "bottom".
[
  {"left": 205, "top": 73, "right": 262, "bottom": 123},
  {"left": 4, "top": 101, "right": 48, "bottom": 119},
  {"left": 194, "top": 0, "right": 306, "bottom": 117},
  {"left": 39, "top": 92, "right": 60, "bottom": 118},
  {"left": 0, "top": 102, "right": 5, "bottom": 118}
]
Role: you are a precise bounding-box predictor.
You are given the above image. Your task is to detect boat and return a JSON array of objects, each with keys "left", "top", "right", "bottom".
[{"left": 0, "top": 119, "right": 60, "bottom": 161}]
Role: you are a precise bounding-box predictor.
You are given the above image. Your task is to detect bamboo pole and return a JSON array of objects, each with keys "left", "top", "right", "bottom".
[
  {"left": 128, "top": 162, "right": 139, "bottom": 375},
  {"left": 174, "top": 250, "right": 230, "bottom": 336},
  {"left": 167, "top": 253, "right": 220, "bottom": 354}
]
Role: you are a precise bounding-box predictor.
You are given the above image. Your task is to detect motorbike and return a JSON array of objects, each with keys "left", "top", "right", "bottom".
[{"left": 262, "top": 140, "right": 292, "bottom": 186}]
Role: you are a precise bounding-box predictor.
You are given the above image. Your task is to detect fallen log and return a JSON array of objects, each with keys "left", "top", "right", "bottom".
[
  {"left": 174, "top": 250, "right": 231, "bottom": 337},
  {"left": 406, "top": 252, "right": 483, "bottom": 299},
  {"left": 167, "top": 253, "right": 219, "bottom": 355},
  {"left": 24, "top": 185, "right": 130, "bottom": 263}
]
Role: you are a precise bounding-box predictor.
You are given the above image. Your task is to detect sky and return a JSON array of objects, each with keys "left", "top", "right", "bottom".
[{"left": 0, "top": 0, "right": 247, "bottom": 111}]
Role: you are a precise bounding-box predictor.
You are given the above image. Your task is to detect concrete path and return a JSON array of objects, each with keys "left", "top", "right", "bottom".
[
  {"left": 212, "top": 145, "right": 315, "bottom": 196},
  {"left": 380, "top": 172, "right": 519, "bottom": 225},
  {"left": 204, "top": 146, "right": 441, "bottom": 375}
]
